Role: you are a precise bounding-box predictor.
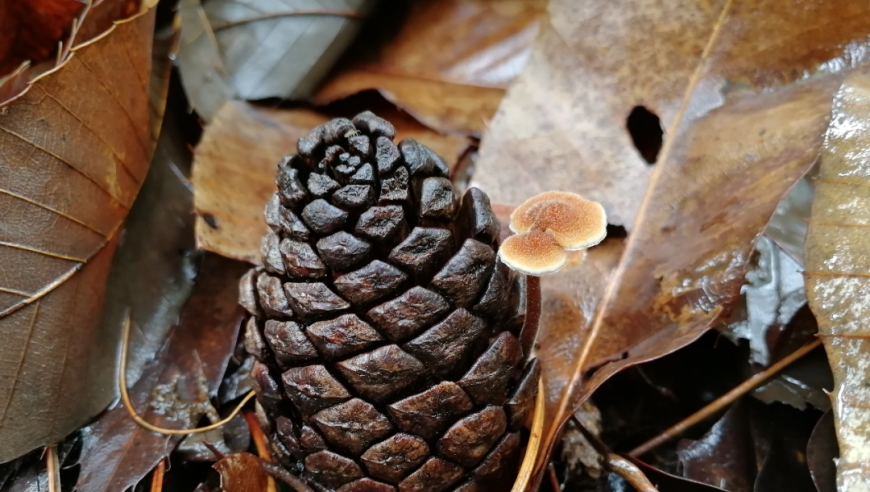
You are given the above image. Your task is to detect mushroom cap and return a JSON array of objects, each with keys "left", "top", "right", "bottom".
[
  {"left": 498, "top": 230, "right": 567, "bottom": 276},
  {"left": 509, "top": 191, "right": 607, "bottom": 250}
]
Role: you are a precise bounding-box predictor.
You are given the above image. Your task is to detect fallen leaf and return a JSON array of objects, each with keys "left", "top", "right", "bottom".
[
  {"left": 314, "top": 0, "right": 546, "bottom": 135},
  {"left": 471, "top": 1, "right": 870, "bottom": 482},
  {"left": 214, "top": 453, "right": 269, "bottom": 492},
  {"left": 628, "top": 458, "right": 729, "bottom": 492},
  {"left": 804, "top": 72, "right": 870, "bottom": 491},
  {"left": 473, "top": 0, "right": 870, "bottom": 228},
  {"left": 96, "top": 95, "right": 199, "bottom": 391},
  {"left": 751, "top": 404, "right": 817, "bottom": 492},
  {"left": 728, "top": 237, "right": 805, "bottom": 366},
  {"left": 0, "top": 0, "right": 85, "bottom": 77},
  {"left": 0, "top": 0, "right": 158, "bottom": 463},
  {"left": 191, "top": 100, "right": 470, "bottom": 262},
  {"left": 765, "top": 175, "right": 815, "bottom": 265},
  {"left": 176, "top": 0, "right": 374, "bottom": 121},
  {"left": 806, "top": 410, "right": 837, "bottom": 492},
  {"left": 533, "top": 72, "right": 850, "bottom": 482},
  {"left": 1, "top": 434, "right": 80, "bottom": 492},
  {"left": 750, "top": 345, "right": 831, "bottom": 412},
  {"left": 75, "top": 254, "right": 246, "bottom": 492},
  {"left": 676, "top": 401, "right": 754, "bottom": 492}
]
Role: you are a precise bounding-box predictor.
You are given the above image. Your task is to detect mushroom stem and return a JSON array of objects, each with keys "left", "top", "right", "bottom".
[{"left": 521, "top": 276, "right": 542, "bottom": 356}]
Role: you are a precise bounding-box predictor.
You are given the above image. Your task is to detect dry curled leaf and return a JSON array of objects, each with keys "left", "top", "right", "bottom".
[
  {"left": 191, "top": 100, "right": 469, "bottom": 262},
  {"left": 177, "top": 0, "right": 374, "bottom": 121},
  {"left": 314, "top": 0, "right": 546, "bottom": 135},
  {"left": 473, "top": 0, "right": 870, "bottom": 228},
  {"left": 75, "top": 255, "right": 246, "bottom": 492},
  {"left": 0, "top": 0, "right": 158, "bottom": 463},
  {"left": 805, "top": 72, "right": 870, "bottom": 492}
]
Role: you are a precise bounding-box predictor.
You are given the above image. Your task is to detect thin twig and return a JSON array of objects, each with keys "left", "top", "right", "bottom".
[
  {"left": 606, "top": 454, "right": 660, "bottom": 492},
  {"left": 569, "top": 415, "right": 660, "bottom": 491},
  {"left": 244, "top": 412, "right": 277, "bottom": 492},
  {"left": 261, "top": 461, "right": 316, "bottom": 492},
  {"left": 212, "top": 10, "right": 364, "bottom": 32},
  {"left": 119, "top": 313, "right": 257, "bottom": 435},
  {"left": 46, "top": 444, "right": 60, "bottom": 492},
  {"left": 149, "top": 459, "right": 166, "bottom": 492},
  {"left": 629, "top": 338, "right": 823, "bottom": 456}
]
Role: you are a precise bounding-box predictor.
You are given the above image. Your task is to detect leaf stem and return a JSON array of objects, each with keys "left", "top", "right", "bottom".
[
  {"left": 119, "top": 313, "right": 256, "bottom": 435},
  {"left": 628, "top": 338, "right": 823, "bottom": 457}
]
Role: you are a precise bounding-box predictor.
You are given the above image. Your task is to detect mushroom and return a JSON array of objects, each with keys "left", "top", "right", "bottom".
[
  {"left": 499, "top": 230, "right": 567, "bottom": 276},
  {"left": 509, "top": 191, "right": 607, "bottom": 251},
  {"left": 498, "top": 191, "right": 607, "bottom": 277}
]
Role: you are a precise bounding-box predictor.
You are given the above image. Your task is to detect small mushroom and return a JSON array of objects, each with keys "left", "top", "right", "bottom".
[
  {"left": 498, "top": 191, "right": 607, "bottom": 277},
  {"left": 498, "top": 230, "right": 567, "bottom": 276},
  {"left": 509, "top": 191, "right": 607, "bottom": 250}
]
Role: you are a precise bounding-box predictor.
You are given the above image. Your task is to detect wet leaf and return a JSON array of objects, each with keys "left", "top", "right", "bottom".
[
  {"left": 806, "top": 410, "right": 837, "bottom": 492},
  {"left": 473, "top": 0, "right": 870, "bottom": 228},
  {"left": 629, "top": 459, "right": 729, "bottom": 492},
  {"left": 0, "top": 0, "right": 159, "bottom": 463},
  {"left": 676, "top": 401, "right": 755, "bottom": 492},
  {"left": 533, "top": 72, "right": 851, "bottom": 481},
  {"left": 474, "top": 1, "right": 870, "bottom": 481},
  {"left": 804, "top": 72, "right": 870, "bottom": 491},
  {"left": 213, "top": 453, "right": 269, "bottom": 492},
  {"left": 191, "top": 100, "right": 469, "bottom": 262},
  {"left": 729, "top": 237, "right": 806, "bottom": 365},
  {"left": 177, "top": 0, "right": 374, "bottom": 121},
  {"left": 315, "top": 0, "right": 546, "bottom": 134},
  {"left": 750, "top": 346, "right": 831, "bottom": 412},
  {"left": 751, "top": 404, "right": 817, "bottom": 492},
  {"left": 765, "top": 176, "right": 815, "bottom": 265},
  {"left": 75, "top": 255, "right": 246, "bottom": 492}
]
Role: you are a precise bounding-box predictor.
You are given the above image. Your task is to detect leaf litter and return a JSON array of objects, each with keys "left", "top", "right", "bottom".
[{"left": 7, "top": 0, "right": 870, "bottom": 490}]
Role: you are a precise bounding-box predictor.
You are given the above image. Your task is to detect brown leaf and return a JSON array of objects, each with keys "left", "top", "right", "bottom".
[
  {"left": 0, "top": 1, "right": 158, "bottom": 463},
  {"left": 75, "top": 255, "right": 246, "bottom": 492},
  {"left": 314, "top": 0, "right": 546, "bottom": 135},
  {"left": 214, "top": 453, "right": 270, "bottom": 492},
  {"left": 530, "top": 72, "right": 849, "bottom": 482},
  {"left": 473, "top": 0, "right": 870, "bottom": 228},
  {"left": 472, "top": 1, "right": 870, "bottom": 482},
  {"left": 191, "top": 100, "right": 470, "bottom": 262},
  {"left": 804, "top": 72, "right": 870, "bottom": 491},
  {"left": 806, "top": 410, "right": 837, "bottom": 492},
  {"left": 0, "top": 0, "right": 85, "bottom": 77}
]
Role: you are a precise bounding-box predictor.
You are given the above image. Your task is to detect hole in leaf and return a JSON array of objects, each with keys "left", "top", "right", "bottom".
[
  {"left": 626, "top": 106, "right": 663, "bottom": 165},
  {"left": 606, "top": 224, "right": 628, "bottom": 239}
]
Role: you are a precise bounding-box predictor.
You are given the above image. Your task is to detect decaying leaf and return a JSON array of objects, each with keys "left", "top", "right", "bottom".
[
  {"left": 214, "top": 453, "right": 269, "bottom": 492},
  {"left": 177, "top": 0, "right": 374, "bottom": 121},
  {"left": 729, "top": 237, "right": 805, "bottom": 365},
  {"left": 534, "top": 72, "right": 850, "bottom": 481},
  {"left": 0, "top": 0, "right": 85, "bottom": 78},
  {"left": 315, "top": 0, "right": 546, "bottom": 135},
  {"left": 0, "top": 0, "right": 158, "bottom": 463},
  {"left": 75, "top": 255, "right": 245, "bottom": 492},
  {"left": 473, "top": 0, "right": 870, "bottom": 228},
  {"left": 191, "top": 100, "right": 470, "bottom": 262},
  {"left": 805, "top": 72, "right": 870, "bottom": 492},
  {"left": 676, "top": 402, "right": 754, "bottom": 492},
  {"left": 475, "top": 0, "right": 870, "bottom": 482},
  {"left": 806, "top": 410, "right": 837, "bottom": 492}
]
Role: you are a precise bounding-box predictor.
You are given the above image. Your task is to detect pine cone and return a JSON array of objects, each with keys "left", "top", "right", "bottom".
[{"left": 239, "top": 112, "right": 540, "bottom": 492}]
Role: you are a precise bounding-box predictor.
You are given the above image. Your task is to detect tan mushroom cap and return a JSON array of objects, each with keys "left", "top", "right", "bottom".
[
  {"left": 509, "top": 191, "right": 607, "bottom": 250},
  {"left": 498, "top": 230, "right": 567, "bottom": 276}
]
